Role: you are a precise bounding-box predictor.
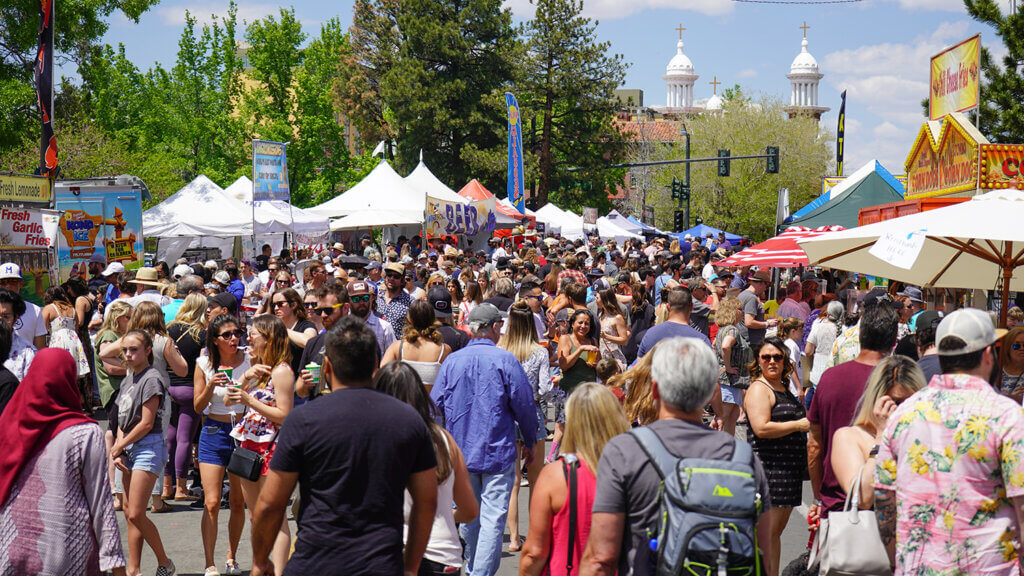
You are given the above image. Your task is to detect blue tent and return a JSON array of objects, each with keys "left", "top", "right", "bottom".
[
  {"left": 624, "top": 214, "right": 672, "bottom": 236},
  {"left": 673, "top": 224, "right": 742, "bottom": 243}
]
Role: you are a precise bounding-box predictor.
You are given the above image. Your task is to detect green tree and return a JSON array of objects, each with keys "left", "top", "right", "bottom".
[
  {"left": 519, "top": 0, "right": 629, "bottom": 209},
  {"left": 643, "top": 95, "right": 832, "bottom": 240},
  {"left": 380, "top": 0, "right": 519, "bottom": 186},
  {"left": 0, "top": 0, "right": 159, "bottom": 153},
  {"left": 244, "top": 8, "right": 306, "bottom": 117},
  {"left": 961, "top": 0, "right": 1024, "bottom": 142}
]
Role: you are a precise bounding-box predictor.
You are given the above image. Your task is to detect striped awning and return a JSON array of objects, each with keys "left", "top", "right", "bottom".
[{"left": 718, "top": 226, "right": 845, "bottom": 268}]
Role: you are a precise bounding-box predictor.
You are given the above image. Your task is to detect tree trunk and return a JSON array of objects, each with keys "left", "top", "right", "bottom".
[{"left": 537, "top": 57, "right": 554, "bottom": 207}]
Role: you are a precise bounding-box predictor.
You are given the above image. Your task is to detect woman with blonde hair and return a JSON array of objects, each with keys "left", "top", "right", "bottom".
[
  {"left": 501, "top": 300, "right": 552, "bottom": 551},
  {"left": 999, "top": 327, "right": 1024, "bottom": 402},
  {"left": 163, "top": 292, "right": 208, "bottom": 501},
  {"left": 829, "top": 355, "right": 925, "bottom": 514},
  {"left": 381, "top": 299, "right": 451, "bottom": 390},
  {"left": 610, "top": 342, "right": 659, "bottom": 426},
  {"left": 519, "top": 384, "right": 630, "bottom": 576},
  {"left": 713, "top": 296, "right": 750, "bottom": 435},
  {"left": 232, "top": 314, "right": 294, "bottom": 572},
  {"left": 96, "top": 300, "right": 133, "bottom": 511}
]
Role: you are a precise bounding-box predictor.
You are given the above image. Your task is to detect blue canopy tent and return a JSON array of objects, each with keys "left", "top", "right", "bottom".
[{"left": 673, "top": 224, "right": 742, "bottom": 243}]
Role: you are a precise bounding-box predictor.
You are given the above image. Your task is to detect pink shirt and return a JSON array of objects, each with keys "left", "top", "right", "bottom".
[
  {"left": 875, "top": 373, "right": 1024, "bottom": 575},
  {"left": 548, "top": 459, "right": 597, "bottom": 576}
]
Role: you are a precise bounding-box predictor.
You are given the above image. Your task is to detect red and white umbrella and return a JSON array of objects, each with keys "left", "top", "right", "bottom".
[{"left": 718, "top": 226, "right": 845, "bottom": 268}]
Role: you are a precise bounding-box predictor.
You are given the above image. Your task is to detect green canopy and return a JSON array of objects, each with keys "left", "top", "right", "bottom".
[{"left": 788, "top": 170, "right": 904, "bottom": 229}]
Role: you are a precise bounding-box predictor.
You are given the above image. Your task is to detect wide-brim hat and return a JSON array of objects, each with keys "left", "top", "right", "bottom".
[{"left": 130, "top": 267, "right": 163, "bottom": 287}]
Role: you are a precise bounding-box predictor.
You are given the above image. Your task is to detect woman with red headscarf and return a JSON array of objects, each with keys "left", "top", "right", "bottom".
[{"left": 0, "top": 348, "right": 126, "bottom": 575}]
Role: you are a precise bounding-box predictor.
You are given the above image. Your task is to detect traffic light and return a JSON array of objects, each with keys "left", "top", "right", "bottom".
[
  {"left": 670, "top": 177, "right": 680, "bottom": 200},
  {"left": 674, "top": 210, "right": 687, "bottom": 232},
  {"left": 718, "top": 149, "right": 731, "bottom": 177},
  {"left": 766, "top": 146, "right": 780, "bottom": 174},
  {"left": 695, "top": 216, "right": 704, "bottom": 225}
]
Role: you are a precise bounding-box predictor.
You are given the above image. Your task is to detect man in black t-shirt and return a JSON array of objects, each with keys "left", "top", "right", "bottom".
[
  {"left": 254, "top": 244, "right": 272, "bottom": 272},
  {"left": 427, "top": 285, "right": 468, "bottom": 352},
  {"left": 251, "top": 316, "right": 437, "bottom": 576}
]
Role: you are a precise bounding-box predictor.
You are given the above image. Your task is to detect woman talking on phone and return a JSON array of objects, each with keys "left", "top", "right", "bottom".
[{"left": 193, "top": 313, "right": 251, "bottom": 576}]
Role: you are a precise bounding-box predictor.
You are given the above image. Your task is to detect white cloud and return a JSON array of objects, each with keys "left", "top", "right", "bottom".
[
  {"left": 735, "top": 68, "right": 757, "bottom": 79},
  {"left": 889, "top": 0, "right": 963, "bottom": 11},
  {"left": 504, "top": 0, "right": 733, "bottom": 19},
  {"left": 873, "top": 121, "right": 906, "bottom": 139},
  {"left": 156, "top": 2, "right": 319, "bottom": 29}
]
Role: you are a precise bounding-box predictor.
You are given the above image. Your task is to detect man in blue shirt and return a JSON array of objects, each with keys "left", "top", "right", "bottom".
[
  {"left": 637, "top": 288, "right": 712, "bottom": 359},
  {"left": 431, "top": 303, "right": 537, "bottom": 576}
]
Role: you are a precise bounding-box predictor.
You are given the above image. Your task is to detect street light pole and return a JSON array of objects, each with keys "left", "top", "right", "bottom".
[{"left": 680, "top": 121, "right": 691, "bottom": 230}]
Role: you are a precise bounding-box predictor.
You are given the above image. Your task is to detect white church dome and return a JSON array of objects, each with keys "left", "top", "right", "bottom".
[
  {"left": 790, "top": 38, "right": 819, "bottom": 74},
  {"left": 705, "top": 93, "right": 723, "bottom": 111},
  {"left": 666, "top": 40, "right": 694, "bottom": 75}
]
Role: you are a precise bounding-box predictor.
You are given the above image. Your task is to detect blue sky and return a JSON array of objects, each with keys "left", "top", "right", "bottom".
[{"left": 99, "top": 0, "right": 1009, "bottom": 180}]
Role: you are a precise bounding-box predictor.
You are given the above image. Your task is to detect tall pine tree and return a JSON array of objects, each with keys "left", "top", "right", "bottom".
[
  {"left": 964, "top": 0, "right": 1024, "bottom": 142},
  {"left": 520, "top": 0, "right": 629, "bottom": 209}
]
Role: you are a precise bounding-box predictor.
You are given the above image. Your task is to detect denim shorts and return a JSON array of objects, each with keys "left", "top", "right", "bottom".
[
  {"left": 124, "top": 432, "right": 167, "bottom": 476},
  {"left": 197, "top": 418, "right": 236, "bottom": 466},
  {"left": 721, "top": 384, "right": 743, "bottom": 405}
]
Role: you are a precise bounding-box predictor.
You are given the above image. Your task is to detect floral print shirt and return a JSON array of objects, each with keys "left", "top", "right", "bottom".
[{"left": 875, "top": 373, "right": 1024, "bottom": 575}]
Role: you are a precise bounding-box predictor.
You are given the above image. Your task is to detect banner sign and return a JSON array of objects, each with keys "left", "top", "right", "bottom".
[
  {"left": 426, "top": 198, "right": 497, "bottom": 237},
  {"left": 505, "top": 92, "right": 525, "bottom": 214},
  {"left": 642, "top": 205, "right": 655, "bottom": 227},
  {"left": 0, "top": 248, "right": 54, "bottom": 306},
  {"left": 35, "top": 0, "right": 58, "bottom": 176},
  {"left": 0, "top": 206, "right": 58, "bottom": 249},
  {"left": 836, "top": 90, "right": 846, "bottom": 177},
  {"left": 980, "top": 144, "right": 1024, "bottom": 189},
  {"left": 905, "top": 114, "right": 981, "bottom": 198},
  {"left": 55, "top": 187, "right": 144, "bottom": 281},
  {"left": 869, "top": 229, "right": 927, "bottom": 270},
  {"left": 929, "top": 34, "right": 980, "bottom": 121},
  {"left": 252, "top": 140, "right": 290, "bottom": 202},
  {"left": 582, "top": 207, "right": 598, "bottom": 225},
  {"left": 0, "top": 174, "right": 52, "bottom": 203}
]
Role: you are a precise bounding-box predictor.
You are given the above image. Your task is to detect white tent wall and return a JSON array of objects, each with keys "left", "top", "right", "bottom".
[{"left": 156, "top": 234, "right": 286, "bottom": 265}]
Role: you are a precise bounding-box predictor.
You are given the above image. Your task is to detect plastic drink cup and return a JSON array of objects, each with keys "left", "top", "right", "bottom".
[
  {"left": 218, "top": 366, "right": 238, "bottom": 388},
  {"left": 306, "top": 363, "right": 321, "bottom": 386},
  {"left": 585, "top": 350, "right": 596, "bottom": 364}
]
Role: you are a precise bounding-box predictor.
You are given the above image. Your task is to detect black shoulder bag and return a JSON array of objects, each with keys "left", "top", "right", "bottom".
[{"left": 228, "top": 429, "right": 279, "bottom": 482}]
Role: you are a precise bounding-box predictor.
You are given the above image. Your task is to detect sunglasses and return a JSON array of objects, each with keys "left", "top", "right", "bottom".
[
  {"left": 350, "top": 294, "right": 372, "bottom": 303},
  {"left": 385, "top": 272, "right": 403, "bottom": 279},
  {"left": 315, "top": 303, "right": 345, "bottom": 316},
  {"left": 760, "top": 354, "right": 785, "bottom": 363},
  {"left": 218, "top": 329, "right": 244, "bottom": 340},
  {"left": 304, "top": 301, "right": 318, "bottom": 309},
  {"left": 1013, "top": 343, "right": 1024, "bottom": 351},
  {"left": 272, "top": 300, "right": 289, "bottom": 308}
]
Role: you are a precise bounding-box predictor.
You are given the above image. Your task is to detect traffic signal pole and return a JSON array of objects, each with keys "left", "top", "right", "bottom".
[{"left": 682, "top": 123, "right": 691, "bottom": 231}]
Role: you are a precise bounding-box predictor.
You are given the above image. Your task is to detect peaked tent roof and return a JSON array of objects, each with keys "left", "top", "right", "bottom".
[
  {"left": 307, "top": 160, "right": 424, "bottom": 219},
  {"left": 144, "top": 175, "right": 253, "bottom": 237},
  {"left": 788, "top": 166, "right": 905, "bottom": 229},
  {"left": 788, "top": 160, "right": 905, "bottom": 223},
  {"left": 460, "top": 179, "right": 519, "bottom": 226},
  {"left": 606, "top": 210, "right": 646, "bottom": 234},
  {"left": 222, "top": 176, "right": 329, "bottom": 236},
  {"left": 673, "top": 224, "right": 742, "bottom": 243},
  {"left": 405, "top": 161, "right": 469, "bottom": 205}
]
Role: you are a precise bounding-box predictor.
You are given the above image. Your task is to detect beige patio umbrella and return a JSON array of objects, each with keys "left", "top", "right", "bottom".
[{"left": 798, "top": 189, "right": 1024, "bottom": 326}]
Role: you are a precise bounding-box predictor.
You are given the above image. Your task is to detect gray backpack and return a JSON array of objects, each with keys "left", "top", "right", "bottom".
[{"left": 631, "top": 427, "right": 763, "bottom": 576}]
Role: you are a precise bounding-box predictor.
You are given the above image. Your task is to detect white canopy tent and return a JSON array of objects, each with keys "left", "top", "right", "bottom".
[
  {"left": 597, "top": 217, "right": 644, "bottom": 243},
  {"left": 221, "top": 176, "right": 329, "bottom": 238},
  {"left": 307, "top": 160, "right": 424, "bottom": 220},
  {"left": 532, "top": 204, "right": 641, "bottom": 242},
  {"left": 405, "top": 161, "right": 470, "bottom": 205}
]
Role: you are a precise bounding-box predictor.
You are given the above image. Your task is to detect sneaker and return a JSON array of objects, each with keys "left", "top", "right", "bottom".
[
  {"left": 520, "top": 477, "right": 529, "bottom": 487},
  {"left": 224, "top": 559, "right": 241, "bottom": 575},
  {"left": 155, "top": 559, "right": 175, "bottom": 576},
  {"left": 204, "top": 567, "right": 220, "bottom": 576}
]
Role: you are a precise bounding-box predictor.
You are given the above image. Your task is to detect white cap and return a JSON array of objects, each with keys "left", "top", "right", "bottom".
[
  {"left": 173, "top": 264, "right": 192, "bottom": 279},
  {"left": 101, "top": 262, "right": 125, "bottom": 277},
  {"left": 213, "top": 270, "right": 231, "bottom": 285},
  {"left": 0, "top": 263, "right": 21, "bottom": 280},
  {"left": 204, "top": 259, "right": 218, "bottom": 269},
  {"left": 936, "top": 308, "right": 1008, "bottom": 356}
]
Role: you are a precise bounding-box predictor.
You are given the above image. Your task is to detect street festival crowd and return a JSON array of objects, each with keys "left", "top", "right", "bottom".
[{"left": 4, "top": 229, "right": 1024, "bottom": 576}]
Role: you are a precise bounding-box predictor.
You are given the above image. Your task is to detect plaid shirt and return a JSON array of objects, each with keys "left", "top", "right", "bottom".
[{"left": 557, "top": 269, "right": 587, "bottom": 289}]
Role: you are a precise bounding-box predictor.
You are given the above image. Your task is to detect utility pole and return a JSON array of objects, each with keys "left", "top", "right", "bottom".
[{"left": 680, "top": 121, "right": 691, "bottom": 230}]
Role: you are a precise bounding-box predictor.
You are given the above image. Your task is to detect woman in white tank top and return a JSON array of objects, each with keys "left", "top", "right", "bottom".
[
  {"left": 380, "top": 300, "right": 451, "bottom": 393},
  {"left": 372, "top": 362, "right": 478, "bottom": 573}
]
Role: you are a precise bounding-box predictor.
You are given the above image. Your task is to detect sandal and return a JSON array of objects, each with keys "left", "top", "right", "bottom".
[
  {"left": 151, "top": 501, "right": 173, "bottom": 513},
  {"left": 508, "top": 536, "right": 523, "bottom": 552}
]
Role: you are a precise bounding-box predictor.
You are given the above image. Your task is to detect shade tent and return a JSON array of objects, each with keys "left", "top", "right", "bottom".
[
  {"left": 536, "top": 204, "right": 584, "bottom": 238},
  {"left": 798, "top": 189, "right": 1024, "bottom": 326},
  {"left": 330, "top": 209, "right": 424, "bottom": 231},
  {"left": 597, "top": 217, "right": 644, "bottom": 243},
  {"left": 307, "top": 160, "right": 424, "bottom": 219},
  {"left": 674, "top": 224, "right": 742, "bottom": 243},
  {"left": 718, "top": 226, "right": 845, "bottom": 267},
  {"left": 787, "top": 160, "right": 905, "bottom": 229},
  {"left": 405, "top": 161, "right": 471, "bottom": 205},
  {"left": 144, "top": 175, "right": 253, "bottom": 238},
  {"left": 606, "top": 210, "right": 646, "bottom": 235},
  {"left": 460, "top": 179, "right": 536, "bottom": 228},
  {"left": 221, "top": 176, "right": 329, "bottom": 237}
]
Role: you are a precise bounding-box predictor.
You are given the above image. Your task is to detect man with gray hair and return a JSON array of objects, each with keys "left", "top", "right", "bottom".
[
  {"left": 160, "top": 274, "right": 206, "bottom": 323},
  {"left": 431, "top": 303, "right": 537, "bottom": 576},
  {"left": 582, "top": 337, "right": 772, "bottom": 576}
]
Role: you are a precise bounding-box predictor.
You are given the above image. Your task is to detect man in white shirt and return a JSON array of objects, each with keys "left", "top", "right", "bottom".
[
  {"left": 239, "top": 258, "right": 263, "bottom": 304},
  {"left": 0, "top": 263, "right": 47, "bottom": 349}
]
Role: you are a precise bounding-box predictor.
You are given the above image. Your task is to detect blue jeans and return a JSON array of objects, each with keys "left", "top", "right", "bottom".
[
  {"left": 460, "top": 463, "right": 515, "bottom": 576},
  {"left": 804, "top": 385, "right": 816, "bottom": 410}
]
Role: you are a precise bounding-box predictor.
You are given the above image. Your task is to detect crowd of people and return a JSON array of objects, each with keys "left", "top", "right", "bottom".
[{"left": 2, "top": 229, "right": 1024, "bottom": 576}]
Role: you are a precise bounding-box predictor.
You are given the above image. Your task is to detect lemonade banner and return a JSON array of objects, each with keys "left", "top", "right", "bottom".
[
  {"left": 0, "top": 174, "right": 52, "bottom": 203},
  {"left": 929, "top": 34, "right": 980, "bottom": 121}
]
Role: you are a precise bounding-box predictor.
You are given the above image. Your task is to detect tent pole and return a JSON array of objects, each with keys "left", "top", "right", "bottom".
[{"left": 1002, "top": 241, "right": 1013, "bottom": 328}]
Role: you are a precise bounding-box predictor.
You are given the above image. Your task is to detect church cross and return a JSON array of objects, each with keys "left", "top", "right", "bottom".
[
  {"left": 675, "top": 24, "right": 685, "bottom": 40},
  {"left": 800, "top": 21, "right": 810, "bottom": 38},
  {"left": 710, "top": 76, "right": 721, "bottom": 95}
]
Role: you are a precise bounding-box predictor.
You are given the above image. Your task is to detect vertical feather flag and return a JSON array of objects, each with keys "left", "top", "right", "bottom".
[
  {"left": 505, "top": 92, "right": 525, "bottom": 213},
  {"left": 836, "top": 90, "right": 846, "bottom": 178},
  {"left": 36, "top": 0, "right": 57, "bottom": 176}
]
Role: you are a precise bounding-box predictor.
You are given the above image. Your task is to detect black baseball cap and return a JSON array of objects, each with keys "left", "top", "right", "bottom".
[
  {"left": 427, "top": 286, "right": 453, "bottom": 318},
  {"left": 208, "top": 292, "right": 238, "bottom": 316}
]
